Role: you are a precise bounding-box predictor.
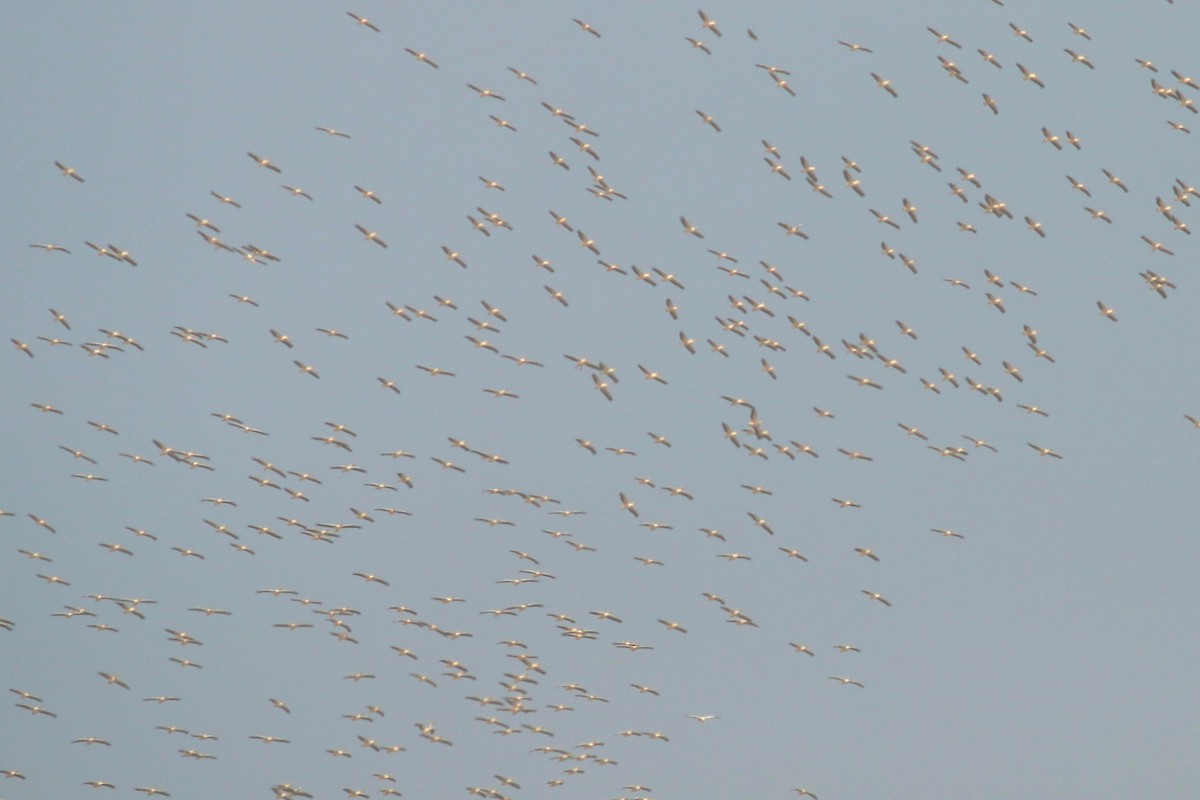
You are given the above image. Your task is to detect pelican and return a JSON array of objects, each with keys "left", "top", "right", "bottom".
[
  {"left": 862, "top": 590, "right": 891, "bottom": 606},
  {"left": 346, "top": 12, "right": 380, "bottom": 32},
  {"left": 828, "top": 676, "right": 865, "bottom": 687},
  {"left": 355, "top": 224, "right": 387, "bottom": 248},
  {"left": 404, "top": 48, "right": 438, "bottom": 68}
]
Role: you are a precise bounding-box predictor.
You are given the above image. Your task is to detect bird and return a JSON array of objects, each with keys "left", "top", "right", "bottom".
[
  {"left": 16, "top": 703, "right": 57, "bottom": 716},
  {"left": 572, "top": 18, "right": 601, "bottom": 37},
  {"left": 828, "top": 676, "right": 865, "bottom": 687},
  {"left": 247, "top": 152, "right": 282, "bottom": 172},
  {"left": 441, "top": 246, "right": 467, "bottom": 268},
  {"left": 99, "top": 671, "right": 130, "bottom": 689},
  {"left": 573, "top": 229, "right": 603, "bottom": 254},
  {"left": 870, "top": 209, "right": 901, "bottom": 229},
  {"left": 1065, "top": 48, "right": 1094, "bottom": 69},
  {"left": 1140, "top": 235, "right": 1174, "bottom": 256},
  {"left": 29, "top": 242, "right": 71, "bottom": 253},
  {"left": 1017, "top": 63, "right": 1045, "bottom": 88},
  {"left": 593, "top": 374, "right": 614, "bottom": 402},
  {"left": 1009, "top": 22, "right": 1033, "bottom": 42},
  {"left": 861, "top": 590, "right": 891, "bottom": 606},
  {"left": 848, "top": 374, "right": 883, "bottom": 390},
  {"left": 695, "top": 109, "right": 721, "bottom": 131},
  {"left": 404, "top": 48, "right": 438, "bottom": 68},
  {"left": 506, "top": 66, "right": 537, "bottom": 84},
  {"left": 466, "top": 83, "right": 506, "bottom": 101},
  {"left": 1102, "top": 168, "right": 1129, "bottom": 193},
  {"left": 927, "top": 27, "right": 962, "bottom": 48},
  {"left": 871, "top": 73, "right": 898, "bottom": 98},
  {"left": 354, "top": 224, "right": 387, "bottom": 248},
  {"left": 346, "top": 11, "right": 380, "bottom": 32},
  {"left": 544, "top": 285, "right": 569, "bottom": 307},
  {"left": 777, "top": 221, "right": 808, "bottom": 238},
  {"left": 932, "top": 529, "right": 966, "bottom": 539},
  {"left": 353, "top": 185, "right": 382, "bottom": 205},
  {"left": 54, "top": 160, "right": 85, "bottom": 181},
  {"left": 1027, "top": 443, "right": 1063, "bottom": 459},
  {"left": 977, "top": 49, "right": 1003, "bottom": 69},
  {"left": 962, "top": 435, "right": 999, "bottom": 452},
  {"left": 293, "top": 360, "right": 319, "bottom": 379}
]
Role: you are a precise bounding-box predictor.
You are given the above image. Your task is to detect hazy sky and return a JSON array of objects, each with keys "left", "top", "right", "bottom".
[{"left": 3, "top": 3, "right": 1199, "bottom": 799}]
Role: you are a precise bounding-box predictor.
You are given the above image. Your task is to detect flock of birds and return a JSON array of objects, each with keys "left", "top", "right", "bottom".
[{"left": 5, "top": 4, "right": 1198, "bottom": 799}]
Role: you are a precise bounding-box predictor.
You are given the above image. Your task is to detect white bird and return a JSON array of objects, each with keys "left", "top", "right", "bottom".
[{"left": 355, "top": 224, "right": 387, "bottom": 248}]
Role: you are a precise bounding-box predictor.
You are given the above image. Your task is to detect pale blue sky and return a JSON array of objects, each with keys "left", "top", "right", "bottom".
[{"left": 3, "top": 3, "right": 1198, "bottom": 799}]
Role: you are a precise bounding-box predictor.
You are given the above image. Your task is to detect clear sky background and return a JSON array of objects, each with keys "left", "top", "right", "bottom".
[{"left": 2, "top": 2, "right": 1199, "bottom": 799}]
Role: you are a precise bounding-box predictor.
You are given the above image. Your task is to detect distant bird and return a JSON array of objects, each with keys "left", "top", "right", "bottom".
[
  {"left": 828, "top": 676, "right": 865, "bottom": 687},
  {"left": 1064, "top": 49, "right": 1094, "bottom": 69},
  {"left": 355, "top": 224, "right": 387, "bottom": 248},
  {"left": 346, "top": 12, "right": 380, "bottom": 32},
  {"left": 861, "top": 590, "right": 891, "bottom": 607},
  {"left": 927, "top": 27, "right": 962, "bottom": 48},
  {"left": 573, "top": 18, "right": 601, "bottom": 37},
  {"left": 507, "top": 66, "right": 537, "bottom": 83},
  {"left": 404, "top": 48, "right": 439, "bottom": 68},
  {"left": 29, "top": 242, "right": 71, "bottom": 253},
  {"left": 1017, "top": 63, "right": 1045, "bottom": 88},
  {"left": 1009, "top": 22, "right": 1033, "bottom": 42},
  {"left": 697, "top": 9, "right": 721, "bottom": 36},
  {"left": 932, "top": 529, "right": 965, "bottom": 539},
  {"left": 293, "top": 360, "right": 319, "bottom": 379},
  {"left": 210, "top": 190, "right": 242, "bottom": 207},
  {"left": 55, "top": 160, "right": 85, "bottom": 182},
  {"left": 1027, "top": 442, "right": 1063, "bottom": 459},
  {"left": 695, "top": 110, "right": 721, "bottom": 131},
  {"left": 247, "top": 152, "right": 282, "bottom": 172},
  {"left": 1102, "top": 168, "right": 1129, "bottom": 193},
  {"left": 871, "top": 73, "right": 898, "bottom": 98}
]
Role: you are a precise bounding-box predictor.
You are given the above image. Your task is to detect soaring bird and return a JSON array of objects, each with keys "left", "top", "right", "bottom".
[{"left": 346, "top": 12, "right": 380, "bottom": 32}]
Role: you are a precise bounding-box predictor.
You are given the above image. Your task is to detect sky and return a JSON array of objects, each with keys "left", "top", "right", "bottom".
[{"left": 2, "top": 2, "right": 1199, "bottom": 799}]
